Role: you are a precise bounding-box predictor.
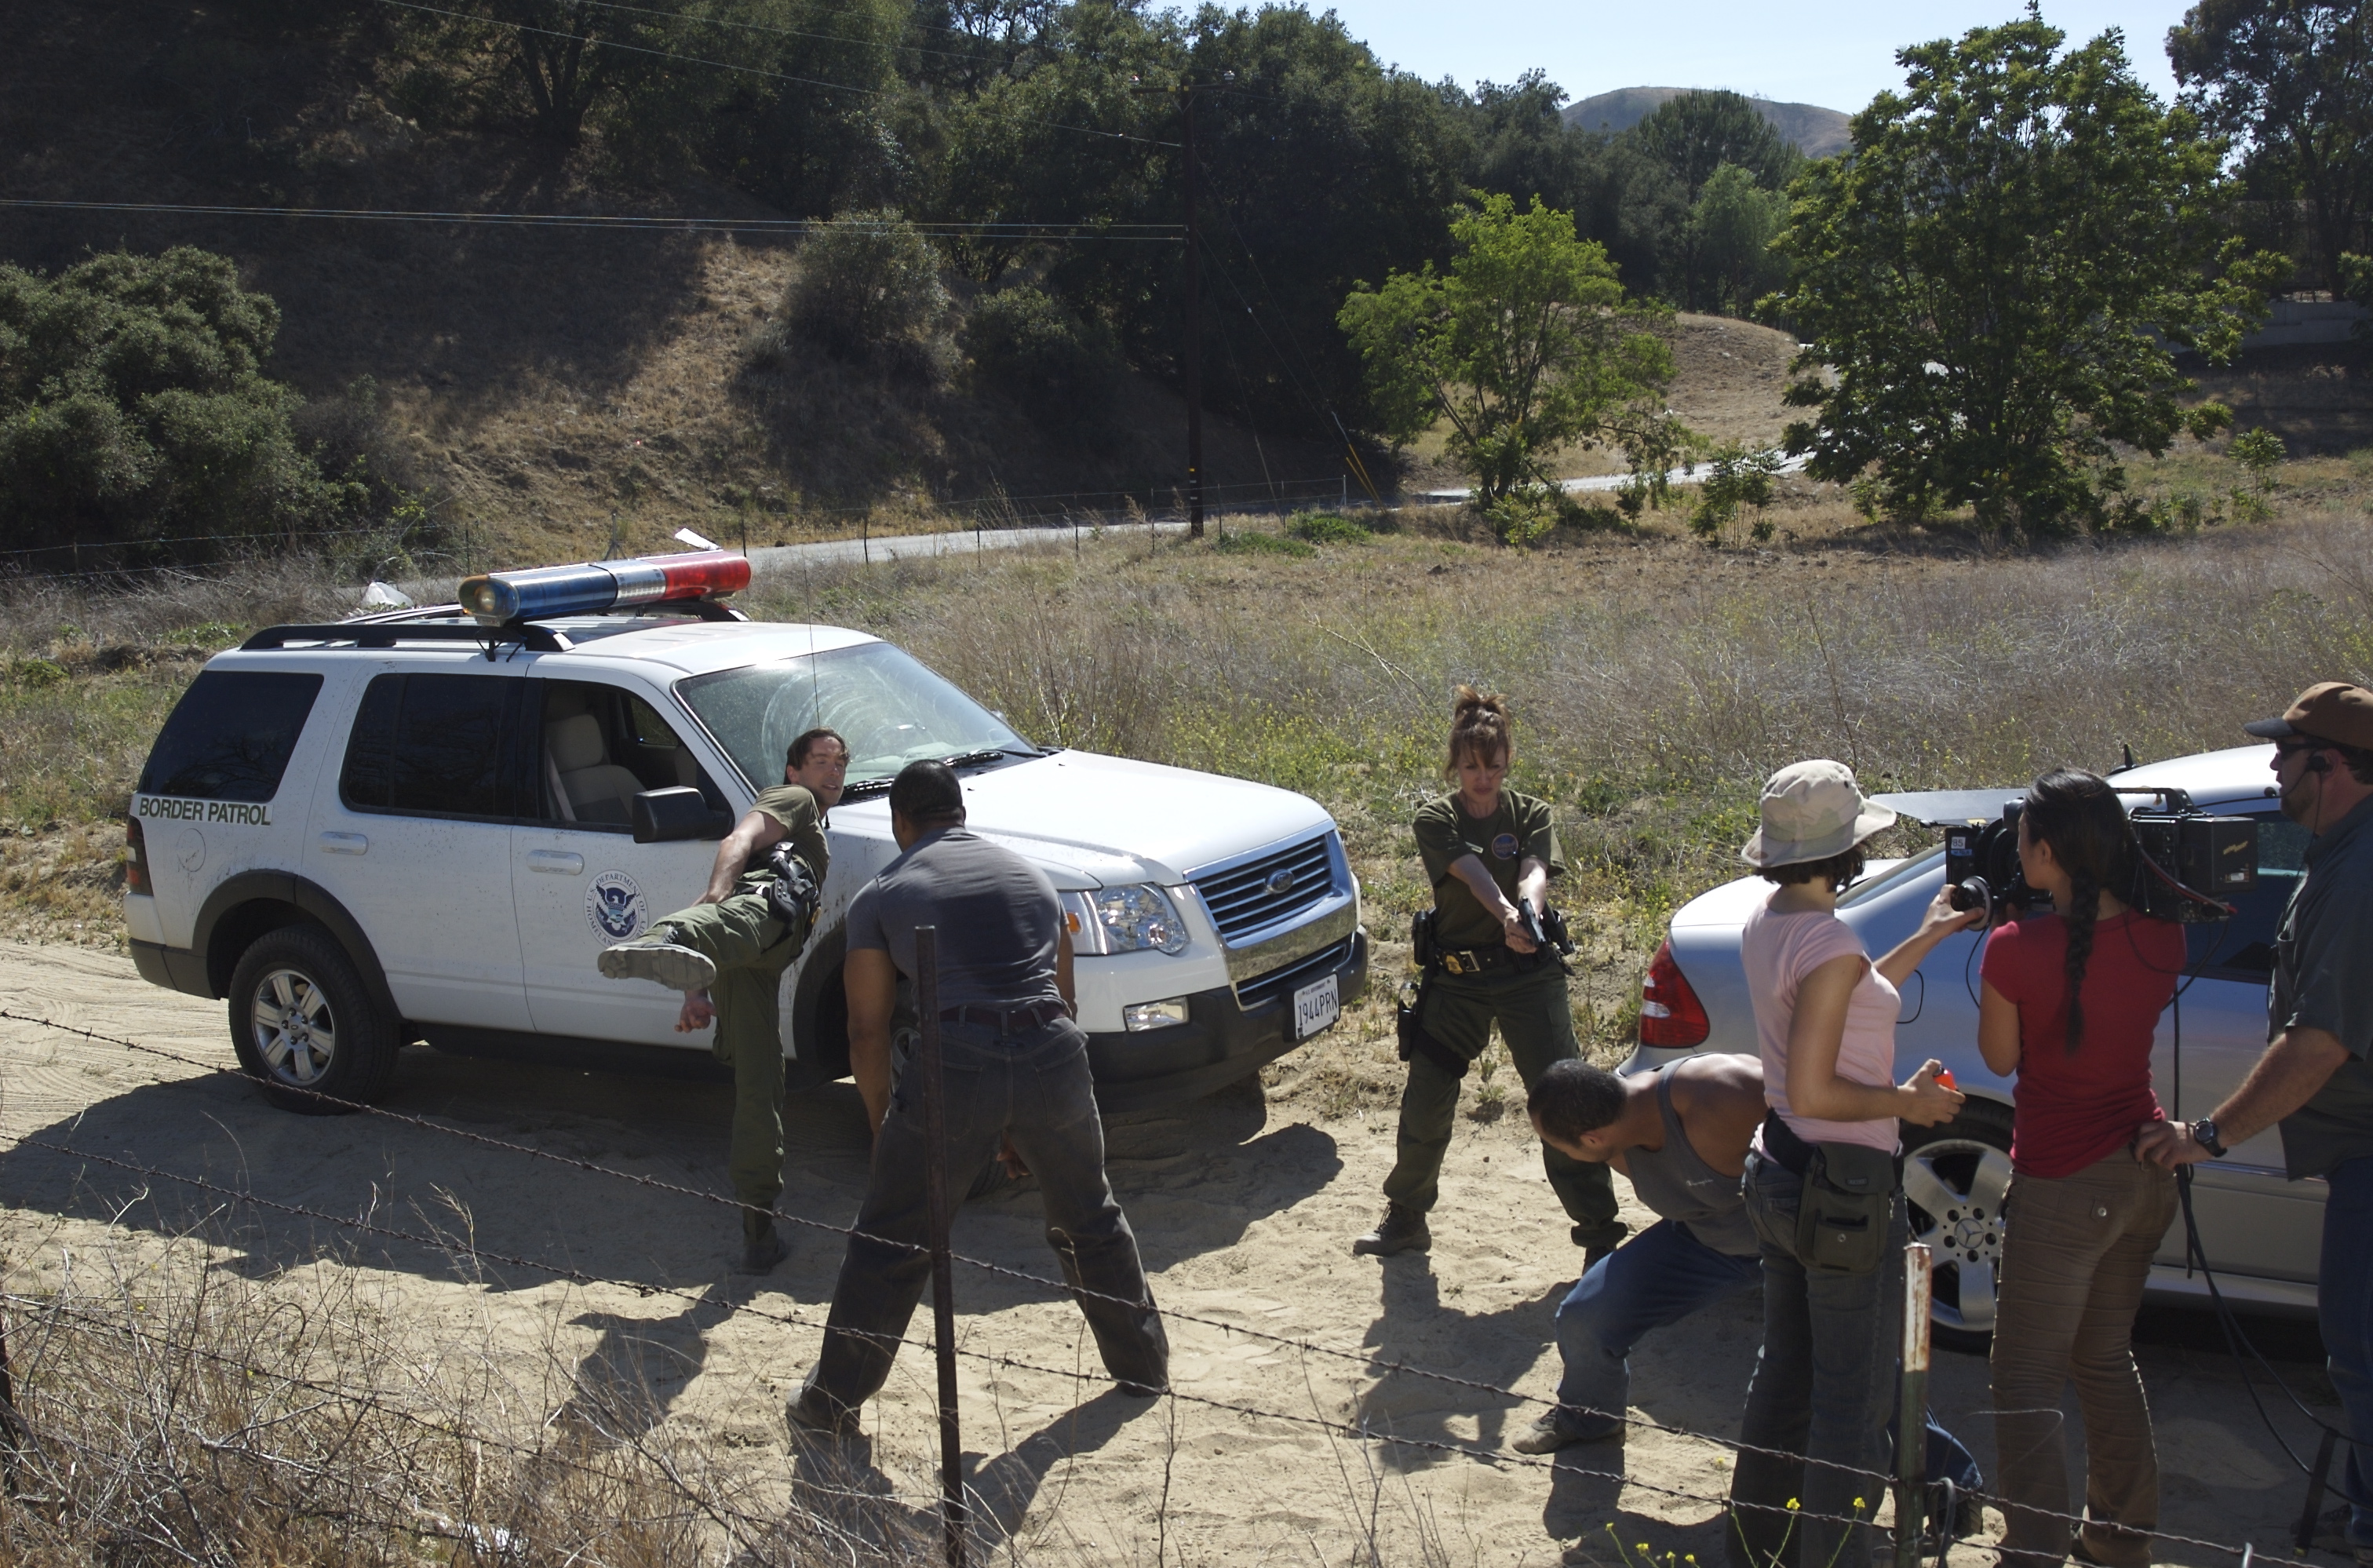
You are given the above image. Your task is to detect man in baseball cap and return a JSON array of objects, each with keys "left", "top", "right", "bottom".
[{"left": 2142, "top": 681, "right": 2373, "bottom": 1563}]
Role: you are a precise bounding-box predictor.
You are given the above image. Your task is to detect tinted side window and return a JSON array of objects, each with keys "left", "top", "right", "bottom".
[
  {"left": 2187, "top": 813, "right": 2309, "bottom": 982},
  {"left": 139, "top": 671, "right": 325, "bottom": 802},
  {"left": 341, "top": 674, "right": 519, "bottom": 819}
]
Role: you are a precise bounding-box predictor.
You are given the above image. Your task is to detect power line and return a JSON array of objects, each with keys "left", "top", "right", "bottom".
[
  {"left": 0, "top": 197, "right": 1179, "bottom": 241},
  {"left": 377, "top": 0, "right": 1179, "bottom": 148}
]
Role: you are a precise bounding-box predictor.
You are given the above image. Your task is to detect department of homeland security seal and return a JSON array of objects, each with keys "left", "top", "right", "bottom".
[{"left": 586, "top": 871, "right": 646, "bottom": 940}]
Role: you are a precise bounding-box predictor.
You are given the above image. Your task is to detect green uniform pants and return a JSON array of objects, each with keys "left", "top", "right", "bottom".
[
  {"left": 656, "top": 891, "right": 797, "bottom": 1241},
  {"left": 1380, "top": 962, "right": 1620, "bottom": 1243}
]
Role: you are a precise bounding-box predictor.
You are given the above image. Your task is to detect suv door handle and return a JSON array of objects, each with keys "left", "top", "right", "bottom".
[
  {"left": 318, "top": 832, "right": 369, "bottom": 855},
  {"left": 527, "top": 850, "right": 585, "bottom": 875}
]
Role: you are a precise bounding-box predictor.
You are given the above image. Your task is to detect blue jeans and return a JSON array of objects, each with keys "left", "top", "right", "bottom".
[
  {"left": 1551, "top": 1219, "right": 1762, "bottom": 1439},
  {"left": 800, "top": 1017, "right": 1168, "bottom": 1416},
  {"left": 1729, "top": 1148, "right": 1977, "bottom": 1568},
  {"left": 2324, "top": 1156, "right": 2373, "bottom": 1547}
]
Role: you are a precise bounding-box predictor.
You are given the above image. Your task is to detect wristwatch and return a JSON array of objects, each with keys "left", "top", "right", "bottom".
[{"left": 2191, "top": 1118, "right": 2229, "bottom": 1159}]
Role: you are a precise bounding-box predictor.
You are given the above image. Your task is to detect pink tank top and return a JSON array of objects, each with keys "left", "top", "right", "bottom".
[{"left": 1741, "top": 892, "right": 1901, "bottom": 1153}]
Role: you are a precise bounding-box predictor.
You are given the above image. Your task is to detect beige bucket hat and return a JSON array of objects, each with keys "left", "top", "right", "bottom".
[{"left": 1741, "top": 758, "right": 1897, "bottom": 869}]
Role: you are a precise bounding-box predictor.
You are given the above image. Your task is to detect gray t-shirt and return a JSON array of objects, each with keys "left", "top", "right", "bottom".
[
  {"left": 845, "top": 827, "right": 1063, "bottom": 1011},
  {"left": 2274, "top": 793, "right": 2373, "bottom": 1180}
]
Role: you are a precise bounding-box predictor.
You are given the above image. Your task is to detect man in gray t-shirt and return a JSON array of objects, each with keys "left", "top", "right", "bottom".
[{"left": 789, "top": 761, "right": 1168, "bottom": 1435}]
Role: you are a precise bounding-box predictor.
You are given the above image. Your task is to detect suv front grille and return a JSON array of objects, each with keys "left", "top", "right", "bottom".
[{"left": 1194, "top": 833, "right": 1339, "bottom": 946}]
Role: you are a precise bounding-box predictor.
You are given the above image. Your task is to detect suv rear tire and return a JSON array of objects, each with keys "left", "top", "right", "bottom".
[{"left": 227, "top": 924, "right": 400, "bottom": 1113}]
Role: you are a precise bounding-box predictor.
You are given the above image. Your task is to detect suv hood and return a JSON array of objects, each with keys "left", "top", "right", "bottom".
[{"left": 828, "top": 749, "right": 1333, "bottom": 889}]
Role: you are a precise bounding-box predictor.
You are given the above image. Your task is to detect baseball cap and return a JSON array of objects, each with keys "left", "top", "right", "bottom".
[
  {"left": 2244, "top": 682, "right": 2373, "bottom": 751},
  {"left": 1741, "top": 759, "right": 1898, "bottom": 869}
]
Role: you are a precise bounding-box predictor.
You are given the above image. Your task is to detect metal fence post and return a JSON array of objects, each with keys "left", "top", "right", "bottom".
[
  {"left": 913, "top": 927, "right": 968, "bottom": 1568},
  {"left": 1897, "top": 1241, "right": 1933, "bottom": 1568}
]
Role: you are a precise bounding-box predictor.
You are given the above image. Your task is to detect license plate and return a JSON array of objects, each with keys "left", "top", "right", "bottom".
[{"left": 1292, "top": 974, "right": 1341, "bottom": 1041}]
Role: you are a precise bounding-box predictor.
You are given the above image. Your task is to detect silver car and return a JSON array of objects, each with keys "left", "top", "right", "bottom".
[{"left": 1624, "top": 743, "right": 2315, "bottom": 1337}]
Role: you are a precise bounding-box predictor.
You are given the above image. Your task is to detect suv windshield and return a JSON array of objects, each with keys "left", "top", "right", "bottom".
[{"left": 677, "top": 641, "right": 1031, "bottom": 792}]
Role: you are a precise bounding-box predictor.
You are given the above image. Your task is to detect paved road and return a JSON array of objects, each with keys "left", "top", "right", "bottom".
[{"left": 745, "top": 517, "right": 1193, "bottom": 570}]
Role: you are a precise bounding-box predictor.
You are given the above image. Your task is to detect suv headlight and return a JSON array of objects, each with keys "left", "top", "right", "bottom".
[{"left": 1063, "top": 886, "right": 1189, "bottom": 955}]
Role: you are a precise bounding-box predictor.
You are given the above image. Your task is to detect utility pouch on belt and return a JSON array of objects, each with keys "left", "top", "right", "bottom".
[
  {"left": 1795, "top": 1143, "right": 1896, "bottom": 1275},
  {"left": 1394, "top": 970, "right": 1474, "bottom": 1079},
  {"left": 1409, "top": 909, "right": 1437, "bottom": 970},
  {"left": 762, "top": 847, "right": 821, "bottom": 960}
]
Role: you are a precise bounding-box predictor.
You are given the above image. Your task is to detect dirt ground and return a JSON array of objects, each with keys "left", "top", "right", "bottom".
[{"left": 0, "top": 940, "right": 2351, "bottom": 1566}]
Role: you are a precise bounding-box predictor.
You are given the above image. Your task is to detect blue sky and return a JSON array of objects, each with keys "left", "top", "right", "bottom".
[{"left": 1316, "top": 1, "right": 2195, "bottom": 116}]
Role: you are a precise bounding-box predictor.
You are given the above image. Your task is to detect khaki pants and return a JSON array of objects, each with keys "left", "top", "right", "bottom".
[
  {"left": 654, "top": 892, "right": 796, "bottom": 1240},
  {"left": 1989, "top": 1154, "right": 2178, "bottom": 1568}
]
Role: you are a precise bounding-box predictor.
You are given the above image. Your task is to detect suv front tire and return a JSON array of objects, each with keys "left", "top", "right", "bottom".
[{"left": 227, "top": 924, "right": 400, "bottom": 1113}]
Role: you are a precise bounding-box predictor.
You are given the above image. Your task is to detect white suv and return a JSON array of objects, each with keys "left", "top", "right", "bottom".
[{"left": 126, "top": 570, "right": 1367, "bottom": 1114}]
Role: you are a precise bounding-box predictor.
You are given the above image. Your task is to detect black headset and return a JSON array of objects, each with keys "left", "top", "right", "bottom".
[{"left": 2306, "top": 749, "right": 2334, "bottom": 775}]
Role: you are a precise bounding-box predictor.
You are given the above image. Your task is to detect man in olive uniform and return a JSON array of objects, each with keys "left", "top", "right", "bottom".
[
  {"left": 600, "top": 727, "right": 848, "bottom": 1272},
  {"left": 1354, "top": 716, "right": 1622, "bottom": 1260}
]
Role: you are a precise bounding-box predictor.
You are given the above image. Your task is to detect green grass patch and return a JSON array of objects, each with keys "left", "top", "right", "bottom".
[
  {"left": 1212, "top": 529, "right": 1316, "bottom": 559},
  {"left": 1285, "top": 511, "right": 1375, "bottom": 545}
]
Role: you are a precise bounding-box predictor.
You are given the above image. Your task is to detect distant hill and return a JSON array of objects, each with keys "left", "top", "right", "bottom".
[{"left": 1561, "top": 87, "right": 1851, "bottom": 158}]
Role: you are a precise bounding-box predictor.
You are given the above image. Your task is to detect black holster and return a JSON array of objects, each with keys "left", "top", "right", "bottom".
[
  {"left": 1394, "top": 968, "right": 1475, "bottom": 1080},
  {"left": 762, "top": 846, "right": 822, "bottom": 961}
]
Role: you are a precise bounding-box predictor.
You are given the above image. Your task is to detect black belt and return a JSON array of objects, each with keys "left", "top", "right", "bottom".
[
  {"left": 1434, "top": 943, "right": 1517, "bottom": 977},
  {"left": 1759, "top": 1111, "right": 1817, "bottom": 1176},
  {"left": 1758, "top": 1110, "right": 1904, "bottom": 1181},
  {"left": 939, "top": 999, "right": 1069, "bottom": 1032}
]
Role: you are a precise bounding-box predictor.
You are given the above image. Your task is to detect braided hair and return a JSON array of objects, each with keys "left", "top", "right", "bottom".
[{"left": 2020, "top": 768, "right": 2138, "bottom": 1053}]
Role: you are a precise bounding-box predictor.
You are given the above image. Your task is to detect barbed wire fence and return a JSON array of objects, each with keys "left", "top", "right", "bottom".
[{"left": 0, "top": 1007, "right": 2338, "bottom": 1568}]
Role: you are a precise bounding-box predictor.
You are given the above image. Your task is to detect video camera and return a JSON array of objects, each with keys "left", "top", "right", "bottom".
[{"left": 1942, "top": 788, "right": 2257, "bottom": 924}]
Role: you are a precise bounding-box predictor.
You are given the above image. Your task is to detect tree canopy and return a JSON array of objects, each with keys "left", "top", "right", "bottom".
[
  {"left": 1337, "top": 193, "right": 1676, "bottom": 509},
  {"left": 1769, "top": 13, "right": 2281, "bottom": 531}
]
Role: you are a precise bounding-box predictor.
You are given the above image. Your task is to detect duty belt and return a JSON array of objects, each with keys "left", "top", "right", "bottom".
[
  {"left": 939, "top": 998, "right": 1070, "bottom": 1032},
  {"left": 1434, "top": 943, "right": 1517, "bottom": 977}
]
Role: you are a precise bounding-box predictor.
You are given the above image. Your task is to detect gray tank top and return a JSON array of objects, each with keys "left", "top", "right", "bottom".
[{"left": 1624, "top": 1067, "right": 1759, "bottom": 1257}]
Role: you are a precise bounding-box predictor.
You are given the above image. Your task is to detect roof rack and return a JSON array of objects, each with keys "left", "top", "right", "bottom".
[{"left": 242, "top": 622, "right": 570, "bottom": 652}]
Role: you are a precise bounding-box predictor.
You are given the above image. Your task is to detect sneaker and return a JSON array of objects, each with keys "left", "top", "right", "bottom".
[
  {"left": 736, "top": 1223, "right": 786, "bottom": 1275},
  {"left": 1351, "top": 1204, "right": 1431, "bottom": 1256},
  {"left": 786, "top": 1387, "right": 858, "bottom": 1439},
  {"left": 1510, "top": 1412, "right": 1617, "bottom": 1455},
  {"left": 598, "top": 939, "right": 716, "bottom": 993}
]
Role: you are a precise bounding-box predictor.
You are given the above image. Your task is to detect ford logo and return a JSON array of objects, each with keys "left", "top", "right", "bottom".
[{"left": 1264, "top": 869, "right": 1296, "bottom": 897}]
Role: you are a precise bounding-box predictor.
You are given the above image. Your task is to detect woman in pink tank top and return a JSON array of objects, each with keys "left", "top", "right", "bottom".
[{"left": 1727, "top": 760, "right": 1976, "bottom": 1568}]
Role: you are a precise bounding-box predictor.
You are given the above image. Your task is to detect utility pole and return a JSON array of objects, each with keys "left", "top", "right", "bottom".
[
  {"left": 1181, "top": 85, "right": 1203, "bottom": 538},
  {"left": 1135, "top": 78, "right": 1205, "bottom": 538}
]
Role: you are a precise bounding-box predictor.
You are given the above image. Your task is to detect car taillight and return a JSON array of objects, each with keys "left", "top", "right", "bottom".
[
  {"left": 125, "top": 817, "right": 151, "bottom": 896},
  {"left": 1638, "top": 939, "right": 1709, "bottom": 1048}
]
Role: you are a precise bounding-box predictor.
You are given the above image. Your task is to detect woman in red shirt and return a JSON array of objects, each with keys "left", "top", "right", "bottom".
[{"left": 1978, "top": 768, "right": 2187, "bottom": 1568}]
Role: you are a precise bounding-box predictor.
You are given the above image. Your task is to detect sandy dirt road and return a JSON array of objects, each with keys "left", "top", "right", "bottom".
[{"left": 0, "top": 939, "right": 2350, "bottom": 1566}]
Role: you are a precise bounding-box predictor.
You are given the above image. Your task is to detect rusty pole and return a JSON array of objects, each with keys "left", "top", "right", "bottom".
[{"left": 914, "top": 926, "right": 968, "bottom": 1568}]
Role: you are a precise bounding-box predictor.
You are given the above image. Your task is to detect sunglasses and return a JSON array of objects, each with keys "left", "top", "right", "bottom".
[{"left": 2273, "top": 738, "right": 2325, "bottom": 763}]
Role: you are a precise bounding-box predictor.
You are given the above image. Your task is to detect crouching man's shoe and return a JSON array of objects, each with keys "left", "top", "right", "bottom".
[
  {"left": 737, "top": 1221, "right": 786, "bottom": 1275},
  {"left": 1351, "top": 1204, "right": 1431, "bottom": 1257},
  {"left": 1510, "top": 1410, "right": 1620, "bottom": 1455},
  {"left": 786, "top": 1385, "right": 859, "bottom": 1439},
  {"left": 598, "top": 935, "right": 716, "bottom": 993}
]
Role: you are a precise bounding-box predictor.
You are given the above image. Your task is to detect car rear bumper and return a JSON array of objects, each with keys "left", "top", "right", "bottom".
[
  {"left": 131, "top": 939, "right": 213, "bottom": 998},
  {"left": 1085, "top": 929, "right": 1367, "bottom": 1111}
]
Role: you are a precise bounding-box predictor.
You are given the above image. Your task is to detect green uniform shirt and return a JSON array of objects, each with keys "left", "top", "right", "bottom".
[
  {"left": 2274, "top": 793, "right": 2373, "bottom": 1180},
  {"left": 1412, "top": 789, "right": 1563, "bottom": 951},
  {"left": 740, "top": 783, "right": 829, "bottom": 891}
]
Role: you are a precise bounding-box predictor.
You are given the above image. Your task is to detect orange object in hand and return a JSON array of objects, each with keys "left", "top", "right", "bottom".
[{"left": 1934, "top": 1067, "right": 1957, "bottom": 1091}]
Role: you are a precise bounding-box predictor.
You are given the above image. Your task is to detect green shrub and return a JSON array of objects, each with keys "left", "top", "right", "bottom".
[
  {"left": 2229, "top": 427, "right": 2286, "bottom": 491},
  {"left": 782, "top": 211, "right": 952, "bottom": 369},
  {"left": 1285, "top": 511, "right": 1372, "bottom": 545},
  {"left": 962, "top": 286, "right": 1121, "bottom": 430},
  {"left": 0, "top": 248, "right": 392, "bottom": 557},
  {"left": 1689, "top": 443, "right": 1784, "bottom": 542}
]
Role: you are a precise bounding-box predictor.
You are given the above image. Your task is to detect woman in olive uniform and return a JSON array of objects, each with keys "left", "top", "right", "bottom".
[{"left": 1354, "top": 687, "right": 1624, "bottom": 1259}]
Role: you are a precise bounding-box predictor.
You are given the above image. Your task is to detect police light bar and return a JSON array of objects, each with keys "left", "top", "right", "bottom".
[{"left": 456, "top": 549, "right": 751, "bottom": 623}]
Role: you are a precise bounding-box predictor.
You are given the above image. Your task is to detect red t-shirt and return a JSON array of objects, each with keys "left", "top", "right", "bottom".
[{"left": 1981, "top": 910, "right": 2187, "bottom": 1178}]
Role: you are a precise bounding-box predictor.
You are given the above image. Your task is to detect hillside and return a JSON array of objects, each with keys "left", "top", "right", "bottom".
[{"left": 1562, "top": 86, "right": 1851, "bottom": 157}]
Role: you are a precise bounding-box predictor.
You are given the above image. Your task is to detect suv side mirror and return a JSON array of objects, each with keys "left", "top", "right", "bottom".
[{"left": 633, "top": 787, "right": 731, "bottom": 844}]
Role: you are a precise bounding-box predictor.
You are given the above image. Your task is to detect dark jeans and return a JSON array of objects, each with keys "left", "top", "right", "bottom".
[
  {"left": 1551, "top": 1216, "right": 1979, "bottom": 1504},
  {"left": 1552, "top": 1219, "right": 1762, "bottom": 1439},
  {"left": 800, "top": 1016, "right": 1169, "bottom": 1416},
  {"left": 1730, "top": 1147, "right": 1938, "bottom": 1568},
  {"left": 2325, "top": 1155, "right": 2373, "bottom": 1548}
]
